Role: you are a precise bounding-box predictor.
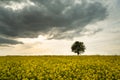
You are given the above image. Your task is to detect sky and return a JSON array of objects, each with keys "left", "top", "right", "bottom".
[{"left": 0, "top": 0, "right": 120, "bottom": 55}]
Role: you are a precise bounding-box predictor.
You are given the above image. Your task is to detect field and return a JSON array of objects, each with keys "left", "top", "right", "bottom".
[{"left": 0, "top": 56, "right": 120, "bottom": 80}]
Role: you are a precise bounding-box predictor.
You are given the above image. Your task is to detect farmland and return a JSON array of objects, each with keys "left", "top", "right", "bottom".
[{"left": 0, "top": 56, "right": 120, "bottom": 80}]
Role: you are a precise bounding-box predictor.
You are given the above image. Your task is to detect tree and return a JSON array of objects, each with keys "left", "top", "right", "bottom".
[{"left": 71, "top": 41, "right": 85, "bottom": 55}]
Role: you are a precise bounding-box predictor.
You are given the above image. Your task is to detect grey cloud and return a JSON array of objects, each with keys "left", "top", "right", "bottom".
[
  {"left": 0, "top": 0, "right": 108, "bottom": 43},
  {"left": 80, "top": 28, "right": 103, "bottom": 36},
  {"left": 0, "top": 37, "right": 23, "bottom": 45}
]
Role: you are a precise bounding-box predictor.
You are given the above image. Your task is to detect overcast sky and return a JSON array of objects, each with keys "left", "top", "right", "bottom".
[{"left": 0, "top": 0, "right": 120, "bottom": 55}]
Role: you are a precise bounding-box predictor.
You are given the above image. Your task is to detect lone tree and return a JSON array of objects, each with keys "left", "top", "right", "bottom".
[{"left": 71, "top": 41, "right": 85, "bottom": 55}]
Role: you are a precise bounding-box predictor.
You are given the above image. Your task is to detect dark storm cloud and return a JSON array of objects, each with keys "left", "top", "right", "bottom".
[
  {"left": 0, "top": 0, "right": 108, "bottom": 43},
  {"left": 0, "top": 37, "right": 23, "bottom": 45}
]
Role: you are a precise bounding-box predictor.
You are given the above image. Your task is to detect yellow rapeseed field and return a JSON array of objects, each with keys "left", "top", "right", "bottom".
[{"left": 0, "top": 56, "right": 120, "bottom": 80}]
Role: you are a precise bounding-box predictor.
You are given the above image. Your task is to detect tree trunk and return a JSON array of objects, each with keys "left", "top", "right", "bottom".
[{"left": 77, "top": 52, "right": 79, "bottom": 55}]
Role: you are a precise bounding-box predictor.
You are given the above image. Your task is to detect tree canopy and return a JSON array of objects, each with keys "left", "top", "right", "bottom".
[{"left": 71, "top": 41, "right": 85, "bottom": 55}]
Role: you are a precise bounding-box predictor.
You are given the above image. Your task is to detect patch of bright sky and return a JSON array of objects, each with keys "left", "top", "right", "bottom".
[
  {"left": 17, "top": 35, "right": 47, "bottom": 43},
  {"left": 4, "top": 0, "right": 35, "bottom": 11}
]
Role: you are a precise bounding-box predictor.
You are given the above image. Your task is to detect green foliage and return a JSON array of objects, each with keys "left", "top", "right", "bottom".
[{"left": 0, "top": 56, "right": 120, "bottom": 80}]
